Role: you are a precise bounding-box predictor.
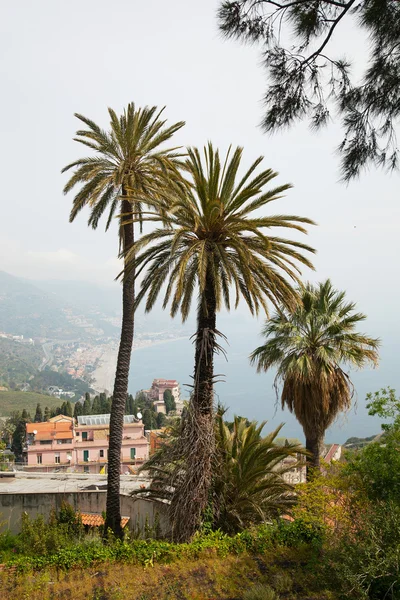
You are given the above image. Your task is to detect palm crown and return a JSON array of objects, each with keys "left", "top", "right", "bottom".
[
  {"left": 62, "top": 103, "right": 185, "bottom": 234},
  {"left": 129, "top": 143, "right": 316, "bottom": 318},
  {"left": 250, "top": 280, "right": 380, "bottom": 449}
]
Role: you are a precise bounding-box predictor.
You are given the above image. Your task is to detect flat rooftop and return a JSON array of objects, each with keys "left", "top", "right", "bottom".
[{"left": 0, "top": 472, "right": 150, "bottom": 495}]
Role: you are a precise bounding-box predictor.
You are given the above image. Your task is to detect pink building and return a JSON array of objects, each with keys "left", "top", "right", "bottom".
[
  {"left": 149, "top": 379, "right": 180, "bottom": 402},
  {"left": 26, "top": 413, "right": 149, "bottom": 474}
]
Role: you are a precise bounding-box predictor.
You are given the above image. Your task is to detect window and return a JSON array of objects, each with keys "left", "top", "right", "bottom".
[
  {"left": 57, "top": 439, "right": 70, "bottom": 444},
  {"left": 55, "top": 453, "right": 60, "bottom": 464},
  {"left": 83, "top": 465, "right": 89, "bottom": 473},
  {"left": 76, "top": 431, "right": 80, "bottom": 436},
  {"left": 82, "top": 432, "right": 88, "bottom": 441},
  {"left": 40, "top": 440, "right": 52, "bottom": 445},
  {"left": 83, "top": 450, "right": 89, "bottom": 462},
  {"left": 130, "top": 448, "right": 136, "bottom": 460},
  {"left": 99, "top": 449, "right": 104, "bottom": 458},
  {"left": 37, "top": 454, "right": 42, "bottom": 464}
]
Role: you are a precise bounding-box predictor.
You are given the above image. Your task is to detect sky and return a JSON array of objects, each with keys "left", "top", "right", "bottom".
[{"left": 1, "top": 0, "right": 399, "bottom": 438}]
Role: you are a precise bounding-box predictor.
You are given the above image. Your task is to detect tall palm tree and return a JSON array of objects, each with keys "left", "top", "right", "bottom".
[
  {"left": 126, "top": 143, "right": 315, "bottom": 540},
  {"left": 62, "top": 103, "right": 184, "bottom": 537},
  {"left": 250, "top": 280, "right": 380, "bottom": 472}
]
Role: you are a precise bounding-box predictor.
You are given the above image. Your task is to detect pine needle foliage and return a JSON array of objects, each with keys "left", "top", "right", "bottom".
[
  {"left": 218, "top": 0, "right": 400, "bottom": 181},
  {"left": 250, "top": 280, "right": 380, "bottom": 470},
  {"left": 62, "top": 103, "right": 185, "bottom": 538}
]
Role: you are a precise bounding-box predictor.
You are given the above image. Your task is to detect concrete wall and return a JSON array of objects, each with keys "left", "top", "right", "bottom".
[{"left": 0, "top": 492, "right": 167, "bottom": 535}]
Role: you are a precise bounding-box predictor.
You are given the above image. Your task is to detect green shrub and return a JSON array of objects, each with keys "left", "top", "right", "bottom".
[
  {"left": 243, "top": 584, "right": 278, "bottom": 600},
  {"left": 324, "top": 501, "right": 400, "bottom": 599}
]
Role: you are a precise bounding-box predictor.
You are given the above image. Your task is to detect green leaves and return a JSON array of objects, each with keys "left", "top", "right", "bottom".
[
  {"left": 250, "top": 279, "right": 380, "bottom": 441},
  {"left": 130, "top": 143, "right": 315, "bottom": 321},
  {"left": 62, "top": 102, "right": 186, "bottom": 232}
]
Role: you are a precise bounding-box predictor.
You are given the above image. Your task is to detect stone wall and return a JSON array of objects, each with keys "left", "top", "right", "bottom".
[{"left": 0, "top": 491, "right": 167, "bottom": 535}]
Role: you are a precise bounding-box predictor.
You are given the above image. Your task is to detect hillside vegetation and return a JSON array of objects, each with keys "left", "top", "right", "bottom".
[
  {"left": 0, "top": 338, "right": 44, "bottom": 388},
  {"left": 0, "top": 391, "right": 62, "bottom": 416}
]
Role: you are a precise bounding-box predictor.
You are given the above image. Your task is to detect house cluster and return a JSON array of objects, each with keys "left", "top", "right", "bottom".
[
  {"left": 48, "top": 386, "right": 75, "bottom": 398},
  {"left": 0, "top": 332, "right": 34, "bottom": 345},
  {"left": 25, "top": 413, "right": 149, "bottom": 474}
]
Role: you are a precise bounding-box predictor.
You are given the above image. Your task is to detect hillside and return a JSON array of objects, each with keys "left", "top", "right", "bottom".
[
  {"left": 0, "top": 271, "right": 83, "bottom": 340},
  {"left": 0, "top": 338, "right": 44, "bottom": 387},
  {"left": 0, "top": 391, "right": 63, "bottom": 417}
]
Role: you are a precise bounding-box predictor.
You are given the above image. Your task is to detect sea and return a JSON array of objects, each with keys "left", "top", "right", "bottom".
[{"left": 129, "top": 314, "right": 399, "bottom": 444}]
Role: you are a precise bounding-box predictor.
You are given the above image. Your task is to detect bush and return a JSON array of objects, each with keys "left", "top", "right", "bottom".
[
  {"left": 324, "top": 501, "right": 400, "bottom": 599},
  {"left": 243, "top": 584, "right": 278, "bottom": 600}
]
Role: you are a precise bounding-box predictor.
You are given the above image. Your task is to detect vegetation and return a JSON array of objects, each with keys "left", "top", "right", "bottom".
[
  {"left": 0, "top": 391, "right": 62, "bottom": 417},
  {"left": 138, "top": 412, "right": 304, "bottom": 535},
  {"left": 250, "top": 280, "right": 379, "bottom": 471},
  {"left": 129, "top": 143, "right": 314, "bottom": 540},
  {"left": 217, "top": 0, "right": 400, "bottom": 180},
  {"left": 0, "top": 338, "right": 44, "bottom": 389},
  {"left": 63, "top": 103, "right": 185, "bottom": 538}
]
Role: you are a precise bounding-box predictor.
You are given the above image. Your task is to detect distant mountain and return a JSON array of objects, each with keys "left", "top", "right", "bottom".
[
  {"left": 0, "top": 271, "right": 83, "bottom": 339},
  {"left": 0, "top": 270, "right": 190, "bottom": 340},
  {"left": 0, "top": 337, "right": 44, "bottom": 387},
  {"left": 32, "top": 279, "right": 121, "bottom": 316}
]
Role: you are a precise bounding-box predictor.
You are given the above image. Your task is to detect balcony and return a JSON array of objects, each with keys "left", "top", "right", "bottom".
[{"left": 28, "top": 441, "right": 74, "bottom": 451}]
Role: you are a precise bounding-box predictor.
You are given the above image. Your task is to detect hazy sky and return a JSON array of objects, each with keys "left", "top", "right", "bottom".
[{"left": 1, "top": 1, "right": 399, "bottom": 437}]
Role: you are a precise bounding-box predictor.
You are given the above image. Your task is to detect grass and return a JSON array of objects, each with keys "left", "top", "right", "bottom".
[
  {"left": 0, "top": 549, "right": 336, "bottom": 600},
  {"left": 0, "top": 391, "right": 61, "bottom": 416}
]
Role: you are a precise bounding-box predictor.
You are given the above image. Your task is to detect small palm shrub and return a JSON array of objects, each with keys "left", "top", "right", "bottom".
[{"left": 138, "top": 412, "right": 305, "bottom": 534}]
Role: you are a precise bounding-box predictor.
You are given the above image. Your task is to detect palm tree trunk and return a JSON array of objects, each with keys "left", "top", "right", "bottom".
[
  {"left": 104, "top": 194, "right": 135, "bottom": 538},
  {"left": 170, "top": 271, "right": 217, "bottom": 542},
  {"left": 306, "top": 436, "right": 321, "bottom": 478}
]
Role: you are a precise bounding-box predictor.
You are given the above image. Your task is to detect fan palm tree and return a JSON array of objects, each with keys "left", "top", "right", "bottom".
[
  {"left": 136, "top": 413, "right": 304, "bottom": 535},
  {"left": 126, "top": 143, "right": 315, "bottom": 540},
  {"left": 62, "top": 103, "right": 184, "bottom": 537},
  {"left": 250, "top": 280, "right": 380, "bottom": 472}
]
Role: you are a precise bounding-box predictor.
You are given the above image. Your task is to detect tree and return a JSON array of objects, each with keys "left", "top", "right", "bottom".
[
  {"left": 34, "top": 403, "right": 43, "bottom": 423},
  {"left": 250, "top": 279, "right": 380, "bottom": 472},
  {"left": 43, "top": 406, "right": 50, "bottom": 421},
  {"left": 63, "top": 103, "right": 184, "bottom": 539},
  {"left": 163, "top": 389, "right": 176, "bottom": 414},
  {"left": 12, "top": 410, "right": 30, "bottom": 460},
  {"left": 73, "top": 402, "right": 83, "bottom": 419},
  {"left": 129, "top": 143, "right": 315, "bottom": 540},
  {"left": 82, "top": 395, "right": 92, "bottom": 416},
  {"left": 156, "top": 412, "right": 167, "bottom": 428},
  {"left": 344, "top": 387, "right": 400, "bottom": 503},
  {"left": 138, "top": 412, "right": 303, "bottom": 534},
  {"left": 65, "top": 400, "right": 73, "bottom": 418},
  {"left": 218, "top": 0, "right": 400, "bottom": 180},
  {"left": 142, "top": 408, "right": 156, "bottom": 430},
  {"left": 91, "top": 395, "right": 102, "bottom": 415}
]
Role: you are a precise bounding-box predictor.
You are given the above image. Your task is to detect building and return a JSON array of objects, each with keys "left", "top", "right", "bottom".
[
  {"left": 153, "top": 401, "right": 167, "bottom": 414},
  {"left": 26, "top": 413, "right": 149, "bottom": 474},
  {"left": 149, "top": 379, "right": 180, "bottom": 403},
  {"left": 275, "top": 438, "right": 307, "bottom": 485},
  {"left": 75, "top": 414, "right": 148, "bottom": 474}
]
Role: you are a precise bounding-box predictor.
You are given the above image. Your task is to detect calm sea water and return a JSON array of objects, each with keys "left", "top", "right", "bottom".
[{"left": 129, "top": 315, "right": 399, "bottom": 444}]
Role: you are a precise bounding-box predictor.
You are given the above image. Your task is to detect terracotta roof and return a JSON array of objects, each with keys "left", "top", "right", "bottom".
[
  {"left": 27, "top": 421, "right": 73, "bottom": 434},
  {"left": 324, "top": 443, "right": 341, "bottom": 463},
  {"left": 79, "top": 513, "right": 130, "bottom": 528}
]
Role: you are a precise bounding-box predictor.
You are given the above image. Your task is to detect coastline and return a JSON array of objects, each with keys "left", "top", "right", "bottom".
[{"left": 91, "top": 336, "right": 190, "bottom": 394}]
